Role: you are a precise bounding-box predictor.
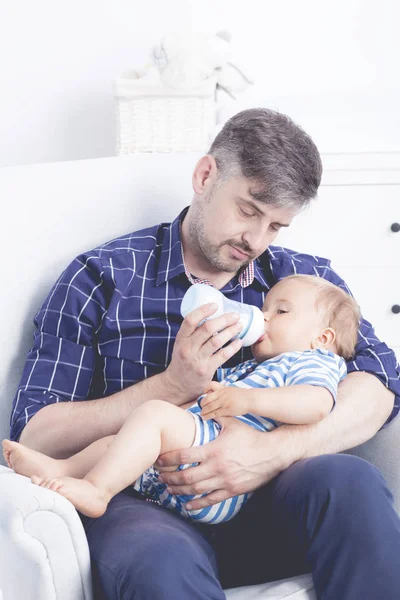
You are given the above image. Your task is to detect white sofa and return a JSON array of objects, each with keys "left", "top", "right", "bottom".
[{"left": 0, "top": 153, "right": 399, "bottom": 600}]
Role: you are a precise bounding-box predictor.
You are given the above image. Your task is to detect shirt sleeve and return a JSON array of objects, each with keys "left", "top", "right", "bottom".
[
  {"left": 314, "top": 260, "right": 400, "bottom": 427},
  {"left": 285, "top": 351, "right": 347, "bottom": 410},
  {"left": 9, "top": 251, "right": 109, "bottom": 441}
]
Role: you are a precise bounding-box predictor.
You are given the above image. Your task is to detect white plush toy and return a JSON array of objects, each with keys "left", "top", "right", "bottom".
[{"left": 152, "top": 31, "right": 253, "bottom": 98}]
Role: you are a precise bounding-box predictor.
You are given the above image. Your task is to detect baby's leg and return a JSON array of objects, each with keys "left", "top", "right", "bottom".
[
  {"left": 35, "top": 400, "right": 196, "bottom": 518},
  {"left": 3, "top": 436, "right": 115, "bottom": 479}
]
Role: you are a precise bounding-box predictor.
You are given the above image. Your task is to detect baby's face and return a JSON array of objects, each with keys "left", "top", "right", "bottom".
[{"left": 251, "top": 278, "right": 326, "bottom": 361}]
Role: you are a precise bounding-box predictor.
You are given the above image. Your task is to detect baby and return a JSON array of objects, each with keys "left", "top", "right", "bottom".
[{"left": 3, "top": 274, "right": 360, "bottom": 524}]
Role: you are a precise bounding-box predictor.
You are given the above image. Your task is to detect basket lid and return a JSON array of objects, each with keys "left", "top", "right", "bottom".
[{"left": 115, "top": 72, "right": 218, "bottom": 98}]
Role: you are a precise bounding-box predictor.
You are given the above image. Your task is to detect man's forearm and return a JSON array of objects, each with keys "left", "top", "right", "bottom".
[
  {"left": 19, "top": 370, "right": 184, "bottom": 458},
  {"left": 265, "top": 372, "right": 394, "bottom": 472}
]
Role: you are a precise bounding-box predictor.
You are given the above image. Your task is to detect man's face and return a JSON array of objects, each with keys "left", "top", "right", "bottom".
[
  {"left": 251, "top": 278, "right": 326, "bottom": 361},
  {"left": 188, "top": 175, "right": 299, "bottom": 274}
]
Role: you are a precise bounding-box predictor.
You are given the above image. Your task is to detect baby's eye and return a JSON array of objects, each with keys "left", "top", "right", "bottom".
[{"left": 277, "top": 309, "right": 288, "bottom": 315}]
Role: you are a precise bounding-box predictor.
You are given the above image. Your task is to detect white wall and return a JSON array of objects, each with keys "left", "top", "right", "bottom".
[{"left": 1, "top": 0, "right": 399, "bottom": 168}]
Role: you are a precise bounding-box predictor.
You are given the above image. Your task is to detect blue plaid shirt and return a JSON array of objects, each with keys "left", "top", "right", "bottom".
[{"left": 10, "top": 207, "right": 400, "bottom": 441}]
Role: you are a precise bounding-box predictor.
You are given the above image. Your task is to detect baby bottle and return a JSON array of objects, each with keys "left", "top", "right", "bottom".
[{"left": 180, "top": 283, "right": 265, "bottom": 347}]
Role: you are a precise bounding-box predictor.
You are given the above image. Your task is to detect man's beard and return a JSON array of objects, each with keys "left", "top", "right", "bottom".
[{"left": 188, "top": 200, "right": 253, "bottom": 274}]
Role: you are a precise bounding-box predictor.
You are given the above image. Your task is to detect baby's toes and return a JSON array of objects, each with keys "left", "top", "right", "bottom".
[
  {"left": 31, "top": 475, "right": 44, "bottom": 486},
  {"left": 39, "top": 477, "right": 60, "bottom": 491},
  {"left": 47, "top": 478, "right": 64, "bottom": 492},
  {"left": 3, "top": 452, "right": 11, "bottom": 469},
  {"left": 2, "top": 443, "right": 11, "bottom": 467}
]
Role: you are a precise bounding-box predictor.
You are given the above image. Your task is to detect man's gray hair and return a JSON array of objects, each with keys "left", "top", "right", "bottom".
[{"left": 208, "top": 108, "right": 323, "bottom": 209}]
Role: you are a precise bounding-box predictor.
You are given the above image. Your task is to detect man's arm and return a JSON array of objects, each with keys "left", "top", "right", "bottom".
[
  {"left": 19, "top": 304, "right": 243, "bottom": 459},
  {"left": 158, "top": 372, "right": 394, "bottom": 509},
  {"left": 281, "top": 371, "right": 394, "bottom": 458},
  {"left": 19, "top": 370, "right": 179, "bottom": 458}
]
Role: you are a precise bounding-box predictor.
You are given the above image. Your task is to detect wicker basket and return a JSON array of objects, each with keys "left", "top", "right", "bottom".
[{"left": 115, "top": 72, "right": 218, "bottom": 153}]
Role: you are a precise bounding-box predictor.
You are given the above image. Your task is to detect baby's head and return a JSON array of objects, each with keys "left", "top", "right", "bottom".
[{"left": 251, "top": 274, "right": 361, "bottom": 362}]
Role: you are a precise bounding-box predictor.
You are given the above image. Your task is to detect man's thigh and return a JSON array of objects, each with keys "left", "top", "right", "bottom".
[{"left": 81, "top": 487, "right": 224, "bottom": 600}]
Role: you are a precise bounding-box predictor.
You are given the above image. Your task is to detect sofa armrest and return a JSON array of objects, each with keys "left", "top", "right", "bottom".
[
  {"left": 345, "top": 414, "right": 400, "bottom": 514},
  {"left": 0, "top": 466, "right": 92, "bottom": 600}
]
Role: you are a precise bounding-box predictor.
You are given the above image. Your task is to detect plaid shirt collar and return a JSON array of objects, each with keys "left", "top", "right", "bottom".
[{"left": 156, "top": 207, "right": 267, "bottom": 289}]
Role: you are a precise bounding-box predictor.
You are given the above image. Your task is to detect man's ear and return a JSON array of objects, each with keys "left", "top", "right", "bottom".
[
  {"left": 192, "top": 155, "right": 218, "bottom": 195},
  {"left": 312, "top": 327, "right": 336, "bottom": 350}
]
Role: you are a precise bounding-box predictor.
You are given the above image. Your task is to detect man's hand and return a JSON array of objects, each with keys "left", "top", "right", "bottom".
[
  {"left": 200, "top": 382, "right": 250, "bottom": 419},
  {"left": 157, "top": 418, "right": 290, "bottom": 510},
  {"left": 163, "top": 303, "right": 243, "bottom": 403}
]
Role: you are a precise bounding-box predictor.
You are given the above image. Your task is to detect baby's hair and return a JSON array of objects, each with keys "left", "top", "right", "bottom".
[{"left": 281, "top": 274, "right": 361, "bottom": 360}]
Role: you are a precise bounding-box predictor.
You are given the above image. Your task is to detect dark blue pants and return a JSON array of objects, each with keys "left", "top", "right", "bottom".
[{"left": 81, "top": 454, "right": 400, "bottom": 599}]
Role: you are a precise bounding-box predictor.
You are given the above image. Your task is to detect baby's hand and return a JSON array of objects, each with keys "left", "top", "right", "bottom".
[
  {"left": 203, "top": 380, "right": 224, "bottom": 395},
  {"left": 200, "top": 382, "right": 249, "bottom": 420}
]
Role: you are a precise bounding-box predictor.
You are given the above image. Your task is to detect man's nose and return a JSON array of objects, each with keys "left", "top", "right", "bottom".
[{"left": 243, "top": 225, "right": 268, "bottom": 252}]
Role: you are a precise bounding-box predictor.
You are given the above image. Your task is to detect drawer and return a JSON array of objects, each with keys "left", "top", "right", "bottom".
[
  {"left": 334, "top": 266, "right": 400, "bottom": 348},
  {"left": 277, "top": 185, "right": 400, "bottom": 267}
]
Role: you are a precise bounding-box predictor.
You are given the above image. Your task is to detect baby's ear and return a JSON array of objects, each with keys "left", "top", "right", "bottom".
[{"left": 312, "top": 327, "right": 336, "bottom": 350}]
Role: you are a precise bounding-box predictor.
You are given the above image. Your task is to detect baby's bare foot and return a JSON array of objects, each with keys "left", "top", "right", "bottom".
[
  {"left": 2, "top": 440, "right": 66, "bottom": 479},
  {"left": 31, "top": 476, "right": 110, "bottom": 518}
]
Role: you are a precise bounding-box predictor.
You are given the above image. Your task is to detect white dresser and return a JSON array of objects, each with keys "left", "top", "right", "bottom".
[{"left": 278, "top": 152, "right": 400, "bottom": 361}]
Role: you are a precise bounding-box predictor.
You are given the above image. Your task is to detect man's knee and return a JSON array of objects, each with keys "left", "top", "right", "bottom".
[
  {"left": 133, "top": 534, "right": 211, "bottom": 576},
  {"left": 108, "top": 528, "right": 221, "bottom": 599},
  {"left": 277, "top": 454, "right": 392, "bottom": 510},
  {"left": 86, "top": 494, "right": 223, "bottom": 599}
]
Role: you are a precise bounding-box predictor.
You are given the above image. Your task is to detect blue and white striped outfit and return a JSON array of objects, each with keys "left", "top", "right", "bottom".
[{"left": 133, "top": 348, "right": 347, "bottom": 524}]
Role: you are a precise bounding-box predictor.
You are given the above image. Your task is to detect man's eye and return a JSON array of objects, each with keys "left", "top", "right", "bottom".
[
  {"left": 239, "top": 207, "right": 254, "bottom": 218},
  {"left": 269, "top": 224, "right": 280, "bottom": 232},
  {"left": 277, "top": 309, "right": 288, "bottom": 315}
]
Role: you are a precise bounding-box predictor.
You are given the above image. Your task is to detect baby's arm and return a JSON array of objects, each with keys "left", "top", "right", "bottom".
[
  {"left": 201, "top": 353, "right": 346, "bottom": 424},
  {"left": 200, "top": 384, "right": 333, "bottom": 424}
]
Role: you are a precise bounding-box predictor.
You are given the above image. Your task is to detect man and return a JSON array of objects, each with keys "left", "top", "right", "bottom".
[{"left": 11, "top": 109, "right": 400, "bottom": 599}]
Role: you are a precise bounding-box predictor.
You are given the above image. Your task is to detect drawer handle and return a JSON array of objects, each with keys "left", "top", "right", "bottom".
[
  {"left": 392, "top": 305, "right": 400, "bottom": 314},
  {"left": 391, "top": 222, "right": 400, "bottom": 233}
]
